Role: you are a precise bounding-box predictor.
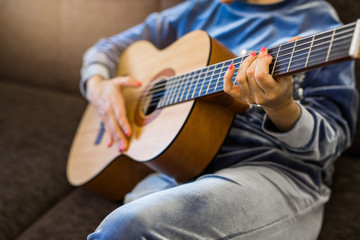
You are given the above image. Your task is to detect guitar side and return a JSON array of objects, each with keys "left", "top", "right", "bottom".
[{"left": 67, "top": 31, "right": 241, "bottom": 200}]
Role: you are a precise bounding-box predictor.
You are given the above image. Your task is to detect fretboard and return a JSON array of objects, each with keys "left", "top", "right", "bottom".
[{"left": 153, "top": 20, "right": 360, "bottom": 109}]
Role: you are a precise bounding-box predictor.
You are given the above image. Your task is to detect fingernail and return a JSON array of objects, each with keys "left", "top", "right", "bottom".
[
  {"left": 125, "top": 130, "right": 130, "bottom": 137},
  {"left": 260, "top": 46, "right": 266, "bottom": 53},
  {"left": 250, "top": 51, "right": 257, "bottom": 57},
  {"left": 267, "top": 54, "right": 272, "bottom": 58},
  {"left": 228, "top": 63, "right": 234, "bottom": 70},
  {"left": 135, "top": 81, "right": 142, "bottom": 86},
  {"left": 107, "top": 140, "right": 112, "bottom": 148},
  {"left": 119, "top": 143, "right": 124, "bottom": 152}
]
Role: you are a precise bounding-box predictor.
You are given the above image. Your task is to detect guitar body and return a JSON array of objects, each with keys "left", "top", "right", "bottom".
[
  {"left": 67, "top": 20, "right": 360, "bottom": 200},
  {"left": 67, "top": 31, "right": 245, "bottom": 200}
]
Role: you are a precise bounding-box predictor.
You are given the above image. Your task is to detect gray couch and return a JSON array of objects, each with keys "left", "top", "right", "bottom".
[{"left": 0, "top": 0, "right": 359, "bottom": 239}]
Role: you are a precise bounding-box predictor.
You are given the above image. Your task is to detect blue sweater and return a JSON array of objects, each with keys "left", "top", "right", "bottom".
[{"left": 81, "top": 0, "right": 358, "bottom": 186}]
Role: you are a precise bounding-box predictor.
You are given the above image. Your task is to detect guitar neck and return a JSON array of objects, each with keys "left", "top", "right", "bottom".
[{"left": 156, "top": 19, "right": 360, "bottom": 109}]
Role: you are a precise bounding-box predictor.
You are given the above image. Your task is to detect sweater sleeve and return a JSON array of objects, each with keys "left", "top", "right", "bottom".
[
  {"left": 263, "top": 61, "right": 358, "bottom": 163},
  {"left": 79, "top": 1, "right": 194, "bottom": 97}
]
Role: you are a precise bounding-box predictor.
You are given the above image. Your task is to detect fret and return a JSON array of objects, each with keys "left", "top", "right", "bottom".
[
  {"left": 201, "top": 65, "right": 214, "bottom": 96},
  {"left": 305, "top": 35, "right": 315, "bottom": 68},
  {"left": 179, "top": 72, "right": 194, "bottom": 102},
  {"left": 164, "top": 77, "right": 177, "bottom": 106},
  {"left": 206, "top": 64, "right": 222, "bottom": 94},
  {"left": 157, "top": 93, "right": 165, "bottom": 108},
  {"left": 157, "top": 81, "right": 167, "bottom": 108},
  {"left": 157, "top": 96, "right": 163, "bottom": 108},
  {"left": 214, "top": 61, "right": 228, "bottom": 92},
  {"left": 163, "top": 78, "right": 176, "bottom": 107},
  {"left": 302, "top": 42, "right": 350, "bottom": 66},
  {"left": 185, "top": 69, "right": 202, "bottom": 101},
  {"left": 174, "top": 72, "right": 188, "bottom": 103},
  {"left": 274, "top": 40, "right": 352, "bottom": 76},
  {"left": 329, "top": 27, "right": 354, "bottom": 61},
  {"left": 205, "top": 66, "right": 215, "bottom": 95},
  {"left": 169, "top": 75, "right": 184, "bottom": 105},
  {"left": 270, "top": 45, "right": 281, "bottom": 76},
  {"left": 192, "top": 69, "right": 207, "bottom": 98},
  {"left": 169, "top": 75, "right": 180, "bottom": 104},
  {"left": 326, "top": 29, "right": 335, "bottom": 62},
  {"left": 329, "top": 38, "right": 352, "bottom": 61},
  {"left": 174, "top": 73, "right": 190, "bottom": 104},
  {"left": 273, "top": 23, "right": 355, "bottom": 76},
  {"left": 232, "top": 57, "right": 243, "bottom": 85},
  {"left": 198, "top": 65, "right": 214, "bottom": 97},
  {"left": 269, "top": 41, "right": 293, "bottom": 76},
  {"left": 286, "top": 40, "right": 297, "bottom": 73},
  {"left": 211, "top": 63, "right": 226, "bottom": 93},
  {"left": 283, "top": 38, "right": 312, "bottom": 74},
  {"left": 158, "top": 21, "right": 357, "bottom": 107},
  {"left": 307, "top": 31, "right": 331, "bottom": 69}
]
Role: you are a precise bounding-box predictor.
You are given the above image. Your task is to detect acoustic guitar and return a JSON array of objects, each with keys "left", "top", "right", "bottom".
[{"left": 67, "top": 20, "right": 360, "bottom": 200}]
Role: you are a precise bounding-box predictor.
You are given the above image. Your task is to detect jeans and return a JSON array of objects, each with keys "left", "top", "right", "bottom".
[{"left": 87, "top": 165, "right": 330, "bottom": 240}]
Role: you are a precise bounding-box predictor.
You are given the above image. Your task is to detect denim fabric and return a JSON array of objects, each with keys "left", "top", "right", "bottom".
[{"left": 88, "top": 165, "right": 329, "bottom": 240}]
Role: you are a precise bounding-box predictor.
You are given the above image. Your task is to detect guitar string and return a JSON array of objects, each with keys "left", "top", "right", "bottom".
[
  {"left": 142, "top": 48, "right": 351, "bottom": 110},
  {"left": 145, "top": 26, "right": 354, "bottom": 99},
  {"left": 158, "top": 23, "right": 355, "bottom": 92},
  {"left": 147, "top": 33, "right": 353, "bottom": 100},
  {"left": 146, "top": 43, "right": 352, "bottom": 109},
  {"left": 146, "top": 36, "right": 352, "bottom": 106},
  {"left": 143, "top": 35, "right": 353, "bottom": 106},
  {"left": 137, "top": 25, "right": 355, "bottom": 108},
  {"left": 143, "top": 25, "right": 354, "bottom": 100},
  {"left": 273, "top": 32, "right": 353, "bottom": 66},
  {"left": 142, "top": 28, "right": 354, "bottom": 102},
  {"left": 122, "top": 42, "right": 354, "bottom": 109}
]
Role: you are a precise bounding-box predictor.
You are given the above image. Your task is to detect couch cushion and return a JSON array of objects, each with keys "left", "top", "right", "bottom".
[
  {"left": 318, "top": 156, "right": 360, "bottom": 239},
  {"left": 15, "top": 189, "right": 120, "bottom": 240},
  {"left": 0, "top": 80, "right": 86, "bottom": 240}
]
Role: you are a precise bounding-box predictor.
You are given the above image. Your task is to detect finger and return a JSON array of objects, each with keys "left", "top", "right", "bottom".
[
  {"left": 223, "top": 63, "right": 241, "bottom": 97},
  {"left": 223, "top": 63, "right": 234, "bottom": 93},
  {"left": 236, "top": 52, "right": 257, "bottom": 102},
  {"left": 113, "top": 76, "right": 142, "bottom": 88},
  {"left": 102, "top": 116, "right": 120, "bottom": 148},
  {"left": 105, "top": 107, "right": 128, "bottom": 151},
  {"left": 246, "top": 47, "right": 269, "bottom": 93},
  {"left": 288, "top": 36, "right": 302, "bottom": 42},
  {"left": 111, "top": 96, "right": 132, "bottom": 138},
  {"left": 106, "top": 128, "right": 114, "bottom": 148},
  {"left": 257, "top": 46, "right": 269, "bottom": 58},
  {"left": 254, "top": 53, "right": 277, "bottom": 91}
]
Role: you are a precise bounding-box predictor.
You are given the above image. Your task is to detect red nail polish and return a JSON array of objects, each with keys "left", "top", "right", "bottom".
[
  {"left": 107, "top": 137, "right": 113, "bottom": 147},
  {"left": 119, "top": 143, "right": 124, "bottom": 152},
  {"left": 260, "top": 46, "right": 266, "bottom": 53},
  {"left": 228, "top": 63, "right": 234, "bottom": 70},
  {"left": 267, "top": 54, "right": 272, "bottom": 58},
  {"left": 125, "top": 131, "right": 130, "bottom": 137},
  {"left": 135, "top": 81, "right": 142, "bottom": 86},
  {"left": 250, "top": 52, "right": 257, "bottom": 57}
]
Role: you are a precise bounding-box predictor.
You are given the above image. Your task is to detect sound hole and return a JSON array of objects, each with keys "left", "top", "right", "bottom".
[{"left": 142, "top": 78, "right": 167, "bottom": 116}]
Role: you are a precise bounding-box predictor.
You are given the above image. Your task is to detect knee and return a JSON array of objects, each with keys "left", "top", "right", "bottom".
[{"left": 87, "top": 204, "right": 154, "bottom": 240}]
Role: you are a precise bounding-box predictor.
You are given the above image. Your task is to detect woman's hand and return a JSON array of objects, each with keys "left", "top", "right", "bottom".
[
  {"left": 223, "top": 46, "right": 300, "bottom": 132},
  {"left": 86, "top": 75, "right": 142, "bottom": 151}
]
